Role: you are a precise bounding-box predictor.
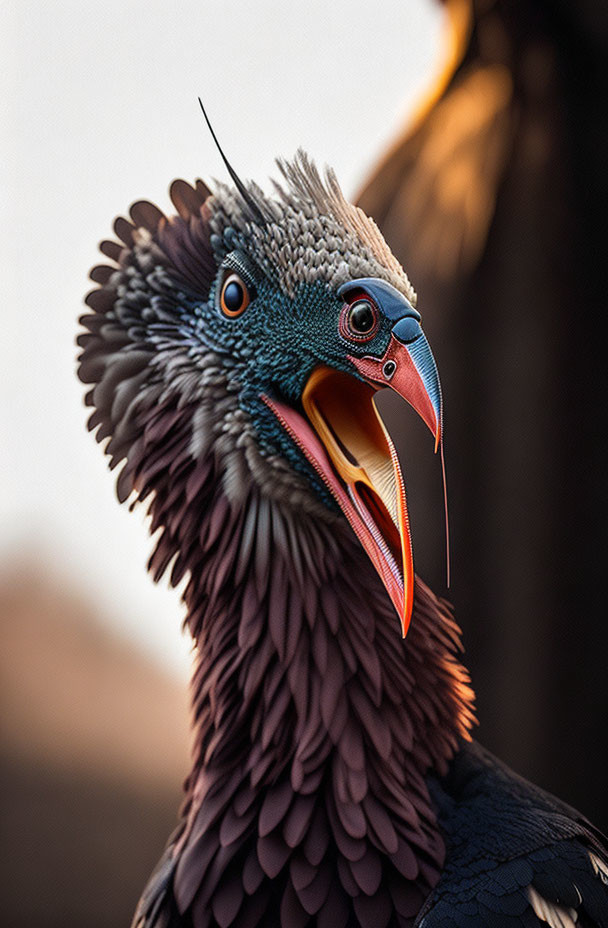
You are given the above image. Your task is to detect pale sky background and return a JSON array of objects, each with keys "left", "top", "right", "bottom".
[{"left": 1, "top": 0, "right": 444, "bottom": 679}]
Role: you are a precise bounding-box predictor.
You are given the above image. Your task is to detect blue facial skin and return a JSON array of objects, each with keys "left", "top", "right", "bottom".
[{"left": 174, "top": 247, "right": 397, "bottom": 506}]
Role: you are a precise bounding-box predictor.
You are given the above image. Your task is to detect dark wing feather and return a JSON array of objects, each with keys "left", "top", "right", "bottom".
[
  {"left": 417, "top": 741, "right": 608, "bottom": 927},
  {"left": 131, "top": 846, "right": 182, "bottom": 928}
]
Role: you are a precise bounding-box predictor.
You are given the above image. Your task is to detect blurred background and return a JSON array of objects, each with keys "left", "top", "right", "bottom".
[{"left": 2, "top": 0, "right": 607, "bottom": 925}]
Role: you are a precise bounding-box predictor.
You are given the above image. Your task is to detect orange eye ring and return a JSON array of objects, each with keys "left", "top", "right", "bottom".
[{"left": 220, "top": 273, "right": 250, "bottom": 317}]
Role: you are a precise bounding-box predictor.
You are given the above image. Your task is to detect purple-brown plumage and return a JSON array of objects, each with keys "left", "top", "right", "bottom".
[
  {"left": 79, "top": 161, "right": 608, "bottom": 928},
  {"left": 78, "top": 174, "right": 474, "bottom": 926}
]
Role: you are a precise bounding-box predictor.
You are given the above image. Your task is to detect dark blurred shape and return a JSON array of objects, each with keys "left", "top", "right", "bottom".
[
  {"left": 0, "top": 561, "right": 190, "bottom": 928},
  {"left": 359, "top": 0, "right": 608, "bottom": 826}
]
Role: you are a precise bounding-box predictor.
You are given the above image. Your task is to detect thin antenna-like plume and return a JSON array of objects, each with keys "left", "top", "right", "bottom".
[{"left": 197, "top": 97, "right": 265, "bottom": 224}]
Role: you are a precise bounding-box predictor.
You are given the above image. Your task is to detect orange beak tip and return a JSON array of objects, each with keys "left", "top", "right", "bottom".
[{"left": 434, "top": 425, "right": 442, "bottom": 453}]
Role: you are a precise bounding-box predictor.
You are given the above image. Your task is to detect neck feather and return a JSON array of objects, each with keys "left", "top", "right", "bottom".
[{"left": 131, "top": 396, "right": 476, "bottom": 927}]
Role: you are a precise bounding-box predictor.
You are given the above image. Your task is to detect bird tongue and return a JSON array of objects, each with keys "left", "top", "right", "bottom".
[{"left": 263, "top": 366, "right": 414, "bottom": 635}]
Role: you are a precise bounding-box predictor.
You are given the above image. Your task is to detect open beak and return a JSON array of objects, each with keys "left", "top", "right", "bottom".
[{"left": 263, "top": 317, "right": 442, "bottom": 637}]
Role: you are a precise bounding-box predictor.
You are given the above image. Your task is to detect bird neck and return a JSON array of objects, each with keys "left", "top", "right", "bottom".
[{"left": 167, "top": 478, "right": 476, "bottom": 915}]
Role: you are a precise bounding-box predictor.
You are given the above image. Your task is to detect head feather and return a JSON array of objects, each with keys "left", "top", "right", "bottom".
[{"left": 208, "top": 150, "right": 417, "bottom": 304}]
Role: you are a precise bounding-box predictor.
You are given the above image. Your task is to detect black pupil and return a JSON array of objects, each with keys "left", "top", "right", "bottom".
[
  {"left": 349, "top": 300, "right": 375, "bottom": 334},
  {"left": 224, "top": 279, "right": 244, "bottom": 311}
]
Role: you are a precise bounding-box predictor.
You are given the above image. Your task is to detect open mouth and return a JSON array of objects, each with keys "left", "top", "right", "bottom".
[
  {"left": 262, "top": 298, "right": 443, "bottom": 637},
  {"left": 263, "top": 366, "right": 415, "bottom": 635}
]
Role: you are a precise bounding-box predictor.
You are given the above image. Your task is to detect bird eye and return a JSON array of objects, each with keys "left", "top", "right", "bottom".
[
  {"left": 340, "top": 298, "right": 379, "bottom": 342},
  {"left": 220, "top": 273, "right": 250, "bottom": 317}
]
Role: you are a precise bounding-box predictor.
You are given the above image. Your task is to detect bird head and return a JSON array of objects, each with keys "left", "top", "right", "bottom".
[{"left": 79, "top": 152, "right": 442, "bottom": 637}]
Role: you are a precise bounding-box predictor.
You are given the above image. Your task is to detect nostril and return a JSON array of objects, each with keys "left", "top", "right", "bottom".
[
  {"left": 393, "top": 317, "right": 422, "bottom": 345},
  {"left": 383, "top": 360, "right": 397, "bottom": 380}
]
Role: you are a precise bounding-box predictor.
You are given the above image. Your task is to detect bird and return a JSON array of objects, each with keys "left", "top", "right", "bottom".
[{"left": 78, "top": 123, "right": 608, "bottom": 927}]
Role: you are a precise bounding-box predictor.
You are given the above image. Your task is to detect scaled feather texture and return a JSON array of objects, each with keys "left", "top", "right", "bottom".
[{"left": 78, "top": 155, "right": 608, "bottom": 927}]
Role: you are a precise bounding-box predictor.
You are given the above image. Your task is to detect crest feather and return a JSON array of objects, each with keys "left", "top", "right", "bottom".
[{"left": 209, "top": 150, "right": 417, "bottom": 304}]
